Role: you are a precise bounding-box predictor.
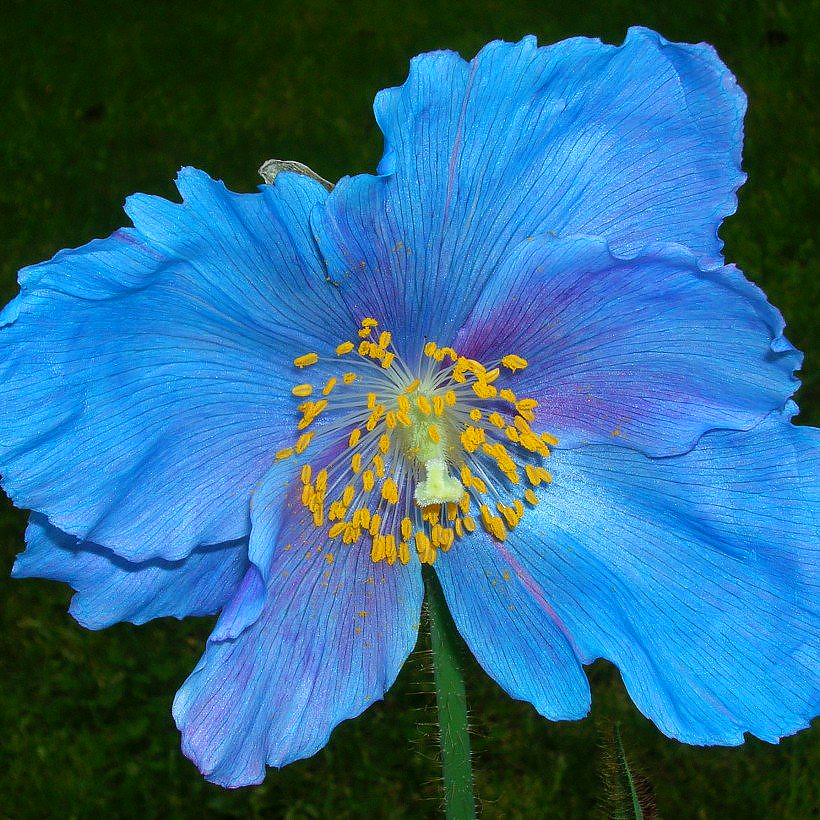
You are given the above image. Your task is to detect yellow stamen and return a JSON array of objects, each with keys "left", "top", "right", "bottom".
[
  {"left": 488, "top": 411, "right": 505, "bottom": 429},
  {"left": 336, "top": 341, "right": 354, "bottom": 355},
  {"left": 471, "top": 475, "right": 488, "bottom": 494},
  {"left": 514, "top": 415, "right": 532, "bottom": 435},
  {"left": 292, "top": 384, "right": 313, "bottom": 397},
  {"left": 414, "top": 531, "right": 431, "bottom": 555},
  {"left": 293, "top": 353, "right": 318, "bottom": 368},
  {"left": 371, "top": 535, "right": 385, "bottom": 562},
  {"left": 423, "top": 505, "right": 440, "bottom": 524},
  {"left": 366, "top": 405, "right": 385, "bottom": 431},
  {"left": 382, "top": 478, "right": 399, "bottom": 504},
  {"left": 519, "top": 431, "right": 542, "bottom": 452},
  {"left": 501, "top": 354, "right": 528, "bottom": 372},
  {"left": 322, "top": 377, "right": 337, "bottom": 396}
]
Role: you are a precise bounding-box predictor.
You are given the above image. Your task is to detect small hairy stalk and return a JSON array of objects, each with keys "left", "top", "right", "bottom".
[{"left": 424, "top": 566, "right": 476, "bottom": 820}]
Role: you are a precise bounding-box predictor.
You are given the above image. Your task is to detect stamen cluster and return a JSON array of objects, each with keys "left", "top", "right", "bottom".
[{"left": 278, "top": 319, "right": 557, "bottom": 567}]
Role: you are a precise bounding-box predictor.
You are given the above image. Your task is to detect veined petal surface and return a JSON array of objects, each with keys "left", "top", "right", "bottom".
[
  {"left": 312, "top": 26, "right": 746, "bottom": 359},
  {"left": 173, "top": 463, "right": 423, "bottom": 787},
  {"left": 434, "top": 533, "right": 591, "bottom": 721},
  {"left": 453, "top": 412, "right": 818, "bottom": 745},
  {"left": 455, "top": 236, "right": 800, "bottom": 456},
  {"left": 0, "top": 168, "right": 345, "bottom": 561},
  {"left": 12, "top": 514, "right": 248, "bottom": 629}
]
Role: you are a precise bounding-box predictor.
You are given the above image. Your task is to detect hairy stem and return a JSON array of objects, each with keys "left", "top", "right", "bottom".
[{"left": 424, "top": 566, "right": 476, "bottom": 820}]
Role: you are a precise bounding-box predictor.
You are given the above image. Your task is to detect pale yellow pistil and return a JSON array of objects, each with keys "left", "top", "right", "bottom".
[
  {"left": 414, "top": 458, "right": 464, "bottom": 507},
  {"left": 394, "top": 393, "right": 464, "bottom": 507}
]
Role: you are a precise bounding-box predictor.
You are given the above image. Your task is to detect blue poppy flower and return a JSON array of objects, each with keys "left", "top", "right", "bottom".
[{"left": 3, "top": 27, "right": 818, "bottom": 788}]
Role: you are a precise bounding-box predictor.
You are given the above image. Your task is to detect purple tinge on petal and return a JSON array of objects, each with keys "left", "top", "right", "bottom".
[
  {"left": 433, "top": 526, "right": 591, "bottom": 721},
  {"left": 211, "top": 419, "right": 352, "bottom": 641},
  {"left": 312, "top": 27, "right": 746, "bottom": 361},
  {"left": 12, "top": 514, "right": 248, "bottom": 629},
  {"left": 455, "top": 236, "right": 801, "bottom": 457},
  {"left": 173, "top": 458, "right": 423, "bottom": 788},
  {"left": 0, "top": 168, "right": 348, "bottom": 564}
]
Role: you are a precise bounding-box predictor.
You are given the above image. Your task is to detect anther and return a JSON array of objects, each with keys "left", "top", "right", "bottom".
[{"left": 293, "top": 353, "right": 318, "bottom": 368}]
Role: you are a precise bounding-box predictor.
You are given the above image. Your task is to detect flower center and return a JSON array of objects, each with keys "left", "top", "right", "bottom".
[{"left": 279, "top": 318, "right": 557, "bottom": 566}]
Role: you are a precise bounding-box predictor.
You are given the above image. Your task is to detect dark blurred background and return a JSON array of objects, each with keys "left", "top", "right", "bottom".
[{"left": 1, "top": 1, "right": 817, "bottom": 817}]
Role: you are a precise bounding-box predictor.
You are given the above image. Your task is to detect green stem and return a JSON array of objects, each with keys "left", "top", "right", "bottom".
[
  {"left": 424, "top": 566, "right": 476, "bottom": 820},
  {"left": 614, "top": 722, "right": 644, "bottom": 820}
]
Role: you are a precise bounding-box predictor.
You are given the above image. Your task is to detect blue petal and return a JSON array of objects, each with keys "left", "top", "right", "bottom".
[
  {"left": 12, "top": 513, "right": 248, "bottom": 629},
  {"left": 173, "top": 471, "right": 423, "bottom": 787},
  {"left": 455, "top": 236, "right": 800, "bottom": 456},
  {"left": 0, "top": 168, "right": 346, "bottom": 562},
  {"left": 433, "top": 535, "right": 591, "bottom": 721},
  {"left": 311, "top": 27, "right": 745, "bottom": 359},
  {"left": 211, "top": 403, "right": 370, "bottom": 641},
  {"left": 488, "top": 411, "right": 818, "bottom": 744}
]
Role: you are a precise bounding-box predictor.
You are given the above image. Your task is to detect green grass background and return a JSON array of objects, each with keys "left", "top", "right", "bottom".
[{"left": 1, "top": 0, "right": 817, "bottom": 817}]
